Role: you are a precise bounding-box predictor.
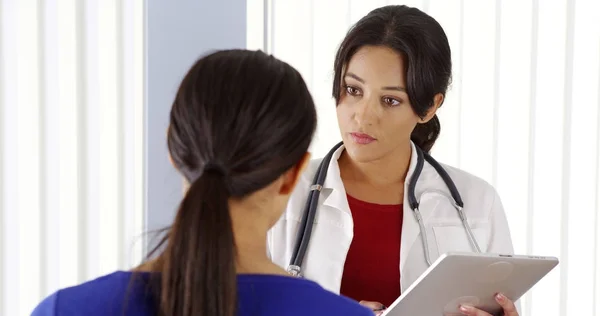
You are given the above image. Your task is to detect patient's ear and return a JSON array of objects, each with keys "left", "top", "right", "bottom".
[{"left": 280, "top": 152, "right": 311, "bottom": 195}]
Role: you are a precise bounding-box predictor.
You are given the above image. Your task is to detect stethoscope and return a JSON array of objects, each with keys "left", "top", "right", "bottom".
[{"left": 286, "top": 141, "right": 482, "bottom": 278}]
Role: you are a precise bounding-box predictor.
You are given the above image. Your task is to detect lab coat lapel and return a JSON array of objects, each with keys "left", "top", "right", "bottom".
[
  {"left": 313, "top": 142, "right": 431, "bottom": 273},
  {"left": 321, "top": 145, "right": 351, "bottom": 213},
  {"left": 400, "top": 142, "right": 422, "bottom": 271},
  {"left": 313, "top": 145, "right": 352, "bottom": 293}
]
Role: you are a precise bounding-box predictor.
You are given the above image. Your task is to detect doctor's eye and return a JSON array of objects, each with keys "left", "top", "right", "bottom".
[
  {"left": 382, "top": 96, "right": 401, "bottom": 107},
  {"left": 344, "top": 85, "right": 361, "bottom": 96}
]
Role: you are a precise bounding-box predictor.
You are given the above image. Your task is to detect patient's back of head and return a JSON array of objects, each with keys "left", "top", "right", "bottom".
[
  {"left": 158, "top": 49, "right": 342, "bottom": 316},
  {"left": 31, "top": 49, "right": 371, "bottom": 316}
]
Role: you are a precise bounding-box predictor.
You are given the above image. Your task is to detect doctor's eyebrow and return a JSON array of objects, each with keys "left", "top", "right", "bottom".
[
  {"left": 345, "top": 72, "right": 365, "bottom": 83},
  {"left": 344, "top": 72, "right": 407, "bottom": 92}
]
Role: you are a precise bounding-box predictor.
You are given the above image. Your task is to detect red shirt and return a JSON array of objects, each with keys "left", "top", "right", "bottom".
[{"left": 340, "top": 194, "right": 403, "bottom": 307}]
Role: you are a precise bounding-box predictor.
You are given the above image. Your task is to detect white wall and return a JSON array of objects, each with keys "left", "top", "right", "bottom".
[
  {"left": 248, "top": 0, "right": 600, "bottom": 315},
  {"left": 0, "top": 1, "right": 144, "bottom": 315},
  {"left": 0, "top": 1, "right": 250, "bottom": 315}
]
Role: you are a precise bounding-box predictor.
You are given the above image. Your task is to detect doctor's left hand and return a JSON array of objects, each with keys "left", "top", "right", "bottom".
[
  {"left": 358, "top": 300, "right": 386, "bottom": 316},
  {"left": 459, "top": 293, "right": 518, "bottom": 316}
]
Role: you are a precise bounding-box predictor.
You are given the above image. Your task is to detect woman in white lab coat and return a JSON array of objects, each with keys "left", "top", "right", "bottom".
[{"left": 268, "top": 5, "right": 519, "bottom": 316}]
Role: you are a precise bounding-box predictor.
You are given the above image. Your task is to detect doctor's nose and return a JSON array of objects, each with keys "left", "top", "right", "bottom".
[{"left": 353, "top": 98, "right": 377, "bottom": 126}]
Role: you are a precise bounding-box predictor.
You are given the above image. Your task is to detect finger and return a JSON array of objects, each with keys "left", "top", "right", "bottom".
[
  {"left": 359, "top": 301, "right": 386, "bottom": 311},
  {"left": 459, "top": 305, "right": 492, "bottom": 316},
  {"left": 495, "top": 293, "right": 519, "bottom": 316}
]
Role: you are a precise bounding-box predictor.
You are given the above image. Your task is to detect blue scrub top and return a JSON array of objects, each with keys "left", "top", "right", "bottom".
[{"left": 31, "top": 271, "right": 372, "bottom": 316}]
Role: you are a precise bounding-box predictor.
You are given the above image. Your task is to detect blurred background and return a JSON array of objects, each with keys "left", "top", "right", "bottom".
[{"left": 0, "top": 0, "right": 599, "bottom": 315}]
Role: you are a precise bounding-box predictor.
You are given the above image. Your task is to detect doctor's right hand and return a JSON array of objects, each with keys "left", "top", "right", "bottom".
[{"left": 359, "top": 300, "right": 386, "bottom": 316}]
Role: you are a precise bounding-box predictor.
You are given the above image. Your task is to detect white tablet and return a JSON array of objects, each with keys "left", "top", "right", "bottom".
[{"left": 382, "top": 252, "right": 558, "bottom": 316}]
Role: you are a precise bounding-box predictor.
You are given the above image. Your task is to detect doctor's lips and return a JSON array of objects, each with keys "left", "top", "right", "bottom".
[{"left": 350, "top": 132, "right": 376, "bottom": 144}]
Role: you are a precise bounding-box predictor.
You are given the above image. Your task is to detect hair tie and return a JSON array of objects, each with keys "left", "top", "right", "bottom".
[{"left": 203, "top": 162, "right": 229, "bottom": 178}]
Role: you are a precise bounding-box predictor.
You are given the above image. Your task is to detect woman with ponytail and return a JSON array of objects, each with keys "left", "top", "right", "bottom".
[
  {"left": 31, "top": 50, "right": 372, "bottom": 316},
  {"left": 269, "top": 5, "right": 519, "bottom": 316}
]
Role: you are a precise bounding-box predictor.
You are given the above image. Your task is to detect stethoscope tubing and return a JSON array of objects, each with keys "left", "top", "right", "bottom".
[{"left": 287, "top": 141, "right": 481, "bottom": 276}]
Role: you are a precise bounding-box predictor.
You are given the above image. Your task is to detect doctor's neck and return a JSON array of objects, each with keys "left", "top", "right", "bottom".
[{"left": 339, "top": 142, "right": 412, "bottom": 187}]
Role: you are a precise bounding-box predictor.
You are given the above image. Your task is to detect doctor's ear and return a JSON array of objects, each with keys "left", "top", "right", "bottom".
[
  {"left": 279, "top": 152, "right": 311, "bottom": 195},
  {"left": 420, "top": 93, "right": 444, "bottom": 123}
]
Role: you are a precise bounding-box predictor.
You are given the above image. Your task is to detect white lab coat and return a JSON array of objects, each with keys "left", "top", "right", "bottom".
[{"left": 268, "top": 142, "right": 517, "bottom": 300}]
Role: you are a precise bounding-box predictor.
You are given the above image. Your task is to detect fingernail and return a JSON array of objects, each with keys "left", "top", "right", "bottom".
[
  {"left": 496, "top": 293, "right": 505, "bottom": 302},
  {"left": 460, "top": 305, "right": 473, "bottom": 312}
]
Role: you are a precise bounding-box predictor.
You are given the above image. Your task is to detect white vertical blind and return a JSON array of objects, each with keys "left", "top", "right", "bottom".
[
  {"left": 248, "top": 0, "right": 600, "bottom": 315},
  {"left": 0, "top": 1, "right": 144, "bottom": 315}
]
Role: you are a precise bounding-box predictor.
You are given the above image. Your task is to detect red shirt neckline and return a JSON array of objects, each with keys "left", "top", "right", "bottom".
[{"left": 340, "top": 194, "right": 403, "bottom": 307}]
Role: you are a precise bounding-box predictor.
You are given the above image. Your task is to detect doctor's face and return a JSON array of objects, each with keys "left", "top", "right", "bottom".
[{"left": 336, "top": 45, "right": 421, "bottom": 163}]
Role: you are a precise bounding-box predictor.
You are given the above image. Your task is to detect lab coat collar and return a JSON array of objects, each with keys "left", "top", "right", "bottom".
[
  {"left": 316, "top": 141, "right": 426, "bottom": 271},
  {"left": 401, "top": 142, "right": 425, "bottom": 270},
  {"left": 319, "top": 142, "right": 421, "bottom": 211},
  {"left": 320, "top": 145, "right": 348, "bottom": 211}
]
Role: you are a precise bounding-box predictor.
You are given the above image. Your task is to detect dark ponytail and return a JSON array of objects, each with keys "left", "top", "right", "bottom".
[
  {"left": 159, "top": 165, "right": 235, "bottom": 316},
  {"left": 145, "top": 49, "right": 317, "bottom": 316},
  {"left": 333, "top": 5, "right": 451, "bottom": 153},
  {"left": 411, "top": 115, "right": 440, "bottom": 153}
]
